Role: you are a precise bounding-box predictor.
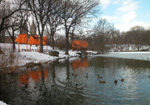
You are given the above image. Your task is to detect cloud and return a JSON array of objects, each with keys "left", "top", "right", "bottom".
[
  {"left": 113, "top": 0, "right": 120, "bottom": 5},
  {"left": 122, "top": 0, "right": 132, "bottom": 6},
  {"left": 147, "top": 14, "right": 150, "bottom": 17},
  {"left": 101, "top": 15, "right": 118, "bottom": 22},
  {"left": 100, "top": 0, "right": 110, "bottom": 10},
  {"left": 122, "top": 11, "right": 136, "bottom": 23},
  {"left": 99, "top": 0, "right": 149, "bottom": 32},
  {"left": 115, "top": 21, "right": 150, "bottom": 32},
  {"left": 117, "top": 0, "right": 138, "bottom": 12}
]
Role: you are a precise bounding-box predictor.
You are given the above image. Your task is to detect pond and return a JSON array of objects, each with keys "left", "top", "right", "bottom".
[{"left": 1, "top": 56, "right": 150, "bottom": 105}]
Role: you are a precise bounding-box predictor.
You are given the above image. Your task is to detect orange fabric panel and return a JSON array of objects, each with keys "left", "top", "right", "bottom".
[
  {"left": 37, "top": 38, "right": 46, "bottom": 45},
  {"left": 28, "top": 35, "right": 46, "bottom": 45},
  {"left": 80, "top": 41, "right": 88, "bottom": 47},
  {"left": 28, "top": 35, "right": 38, "bottom": 45},
  {"left": 21, "top": 34, "right": 28, "bottom": 44},
  {"left": 16, "top": 34, "right": 47, "bottom": 45},
  {"left": 43, "top": 36, "right": 47, "bottom": 40},
  {"left": 72, "top": 40, "right": 88, "bottom": 49},
  {"left": 15, "top": 34, "right": 28, "bottom": 44},
  {"left": 34, "top": 35, "right": 38, "bottom": 38},
  {"left": 15, "top": 35, "right": 20, "bottom": 43}
]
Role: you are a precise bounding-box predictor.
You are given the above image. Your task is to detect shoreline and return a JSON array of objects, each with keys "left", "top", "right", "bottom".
[
  {"left": 0, "top": 43, "right": 81, "bottom": 73},
  {"left": 0, "top": 52, "right": 80, "bottom": 74},
  {"left": 96, "top": 52, "right": 150, "bottom": 61},
  {"left": 2, "top": 43, "right": 150, "bottom": 73}
]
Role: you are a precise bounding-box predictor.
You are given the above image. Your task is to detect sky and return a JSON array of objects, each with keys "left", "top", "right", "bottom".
[{"left": 99, "top": 0, "right": 150, "bottom": 32}]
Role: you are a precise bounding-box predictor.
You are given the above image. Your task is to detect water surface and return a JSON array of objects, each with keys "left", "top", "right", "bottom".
[{"left": 1, "top": 56, "right": 150, "bottom": 105}]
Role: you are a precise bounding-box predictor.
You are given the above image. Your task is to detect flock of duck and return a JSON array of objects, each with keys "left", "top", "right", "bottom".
[
  {"left": 98, "top": 74, "right": 124, "bottom": 84},
  {"left": 71, "top": 73, "right": 125, "bottom": 90}
]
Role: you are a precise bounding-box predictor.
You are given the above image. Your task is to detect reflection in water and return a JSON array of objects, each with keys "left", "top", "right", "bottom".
[
  {"left": 1, "top": 57, "right": 150, "bottom": 105},
  {"left": 72, "top": 58, "right": 88, "bottom": 70},
  {"left": 19, "top": 73, "right": 29, "bottom": 85},
  {"left": 19, "top": 66, "right": 48, "bottom": 85}
]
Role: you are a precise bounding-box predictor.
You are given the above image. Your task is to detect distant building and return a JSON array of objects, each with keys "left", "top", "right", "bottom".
[
  {"left": 30, "top": 20, "right": 36, "bottom": 35},
  {"left": 20, "top": 20, "right": 28, "bottom": 34}
]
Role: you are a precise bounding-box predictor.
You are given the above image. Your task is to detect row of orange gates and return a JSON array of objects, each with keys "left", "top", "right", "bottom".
[
  {"left": 15, "top": 34, "right": 48, "bottom": 52},
  {"left": 15, "top": 34, "right": 89, "bottom": 52}
]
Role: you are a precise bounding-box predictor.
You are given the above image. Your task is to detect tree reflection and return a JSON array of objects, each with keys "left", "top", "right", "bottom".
[
  {"left": 51, "top": 62, "right": 56, "bottom": 83},
  {"left": 66, "top": 59, "right": 70, "bottom": 81}
]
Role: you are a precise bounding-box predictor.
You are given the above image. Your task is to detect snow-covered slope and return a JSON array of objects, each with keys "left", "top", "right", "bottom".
[
  {"left": 97, "top": 52, "right": 150, "bottom": 61},
  {"left": 0, "top": 101, "right": 7, "bottom": 105},
  {"left": 0, "top": 43, "right": 79, "bottom": 66}
]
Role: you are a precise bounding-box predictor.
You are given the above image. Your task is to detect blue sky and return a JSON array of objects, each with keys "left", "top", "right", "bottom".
[{"left": 99, "top": 0, "right": 150, "bottom": 32}]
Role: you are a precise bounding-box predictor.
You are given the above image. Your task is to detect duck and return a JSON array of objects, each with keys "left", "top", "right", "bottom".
[
  {"left": 74, "top": 74, "right": 77, "bottom": 77},
  {"left": 76, "top": 84, "right": 83, "bottom": 90},
  {"left": 85, "top": 73, "right": 88, "bottom": 78},
  {"left": 72, "top": 73, "right": 74, "bottom": 76},
  {"left": 114, "top": 80, "right": 118, "bottom": 84},
  {"left": 98, "top": 75, "right": 102, "bottom": 79},
  {"left": 121, "top": 78, "right": 124, "bottom": 82},
  {"left": 25, "top": 84, "right": 28, "bottom": 88},
  {"left": 99, "top": 80, "right": 106, "bottom": 83}
]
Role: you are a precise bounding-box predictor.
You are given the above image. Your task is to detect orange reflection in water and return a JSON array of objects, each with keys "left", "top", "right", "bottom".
[
  {"left": 19, "top": 73, "right": 29, "bottom": 85},
  {"left": 19, "top": 67, "right": 48, "bottom": 85},
  {"left": 72, "top": 59, "right": 88, "bottom": 70},
  {"left": 29, "top": 69, "right": 48, "bottom": 82}
]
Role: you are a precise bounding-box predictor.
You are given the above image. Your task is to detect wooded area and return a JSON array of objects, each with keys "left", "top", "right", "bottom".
[{"left": 0, "top": 0, "right": 150, "bottom": 54}]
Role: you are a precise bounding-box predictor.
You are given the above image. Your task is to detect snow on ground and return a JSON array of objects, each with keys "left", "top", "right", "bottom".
[
  {"left": 1, "top": 43, "right": 150, "bottom": 67},
  {"left": 97, "top": 52, "right": 150, "bottom": 61},
  {"left": 110, "top": 44, "right": 150, "bottom": 52},
  {"left": 0, "top": 101, "right": 7, "bottom": 105},
  {"left": 0, "top": 43, "right": 79, "bottom": 66},
  {"left": 19, "top": 50, "right": 79, "bottom": 66}
]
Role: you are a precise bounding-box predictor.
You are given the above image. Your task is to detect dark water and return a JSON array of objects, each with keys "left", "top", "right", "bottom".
[{"left": 1, "top": 57, "right": 150, "bottom": 105}]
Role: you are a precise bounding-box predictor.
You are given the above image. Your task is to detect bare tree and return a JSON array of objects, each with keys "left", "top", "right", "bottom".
[
  {"left": 0, "top": 0, "right": 26, "bottom": 34},
  {"left": 47, "top": 11, "right": 62, "bottom": 50},
  {"left": 93, "top": 19, "right": 114, "bottom": 53},
  {"left": 6, "top": 8, "right": 30, "bottom": 50},
  {"left": 26, "top": 0, "right": 61, "bottom": 52},
  {"left": 6, "top": 20, "right": 18, "bottom": 50},
  {"left": 129, "top": 26, "right": 145, "bottom": 51},
  {"left": 61, "top": 0, "right": 99, "bottom": 55},
  {"left": 0, "top": 0, "right": 10, "bottom": 42}
]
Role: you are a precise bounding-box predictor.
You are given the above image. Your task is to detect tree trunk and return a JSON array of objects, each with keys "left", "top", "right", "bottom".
[
  {"left": 51, "top": 31, "right": 55, "bottom": 50},
  {"left": 66, "top": 59, "right": 70, "bottom": 81},
  {"left": 2, "top": 30, "right": 5, "bottom": 43},
  {"left": 12, "top": 36, "right": 15, "bottom": 50},
  {"left": 40, "top": 34, "right": 43, "bottom": 53},
  {"left": 65, "top": 31, "right": 69, "bottom": 55}
]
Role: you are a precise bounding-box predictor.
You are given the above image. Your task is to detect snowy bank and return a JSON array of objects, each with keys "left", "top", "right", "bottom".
[
  {"left": 0, "top": 43, "right": 79, "bottom": 67},
  {"left": 19, "top": 50, "right": 79, "bottom": 66},
  {"left": 97, "top": 52, "right": 150, "bottom": 61},
  {"left": 0, "top": 101, "right": 7, "bottom": 105}
]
